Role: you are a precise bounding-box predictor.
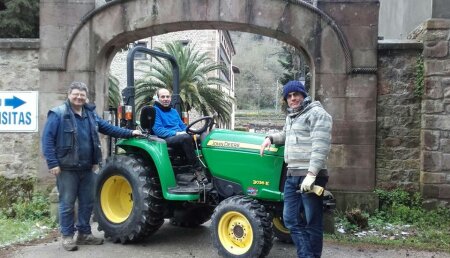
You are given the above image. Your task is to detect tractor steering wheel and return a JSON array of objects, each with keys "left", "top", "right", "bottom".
[{"left": 186, "top": 116, "right": 214, "bottom": 135}]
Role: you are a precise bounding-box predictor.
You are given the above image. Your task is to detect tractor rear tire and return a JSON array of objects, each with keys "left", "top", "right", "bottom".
[
  {"left": 272, "top": 215, "right": 293, "bottom": 243},
  {"left": 211, "top": 195, "right": 273, "bottom": 258},
  {"left": 94, "top": 155, "right": 164, "bottom": 243},
  {"left": 170, "top": 205, "right": 214, "bottom": 227}
]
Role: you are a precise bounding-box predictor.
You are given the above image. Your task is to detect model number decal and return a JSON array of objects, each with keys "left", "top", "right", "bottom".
[
  {"left": 253, "top": 180, "right": 269, "bottom": 186},
  {"left": 207, "top": 140, "right": 278, "bottom": 152}
]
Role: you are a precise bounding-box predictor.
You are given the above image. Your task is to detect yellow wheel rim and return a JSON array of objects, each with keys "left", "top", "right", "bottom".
[
  {"left": 218, "top": 211, "right": 253, "bottom": 255},
  {"left": 273, "top": 217, "right": 290, "bottom": 234},
  {"left": 100, "top": 175, "right": 133, "bottom": 223}
]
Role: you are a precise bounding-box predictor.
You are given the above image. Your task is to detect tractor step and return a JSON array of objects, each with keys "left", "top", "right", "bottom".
[
  {"left": 168, "top": 182, "right": 213, "bottom": 194},
  {"left": 175, "top": 173, "right": 196, "bottom": 185}
]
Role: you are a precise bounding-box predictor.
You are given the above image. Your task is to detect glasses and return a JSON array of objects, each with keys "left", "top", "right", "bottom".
[{"left": 70, "top": 93, "right": 87, "bottom": 98}]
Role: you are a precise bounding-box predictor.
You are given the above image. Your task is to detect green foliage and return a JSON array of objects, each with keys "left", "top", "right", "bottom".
[
  {"left": 0, "top": 191, "right": 51, "bottom": 222},
  {"left": 0, "top": 0, "right": 39, "bottom": 38},
  {"left": 335, "top": 210, "right": 360, "bottom": 232},
  {"left": 374, "top": 188, "right": 426, "bottom": 224},
  {"left": 108, "top": 74, "right": 122, "bottom": 107},
  {"left": 0, "top": 177, "right": 34, "bottom": 210},
  {"left": 231, "top": 32, "right": 285, "bottom": 110},
  {"left": 11, "top": 193, "right": 50, "bottom": 221},
  {"left": 334, "top": 189, "right": 450, "bottom": 252},
  {"left": 277, "top": 45, "right": 308, "bottom": 87},
  {"left": 233, "top": 126, "right": 248, "bottom": 132},
  {"left": 0, "top": 191, "right": 55, "bottom": 247},
  {"left": 414, "top": 55, "right": 424, "bottom": 98}
]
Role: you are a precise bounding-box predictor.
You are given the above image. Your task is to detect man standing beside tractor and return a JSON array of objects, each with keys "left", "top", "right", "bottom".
[
  {"left": 42, "top": 81, "right": 142, "bottom": 251},
  {"left": 260, "top": 80, "right": 333, "bottom": 258}
]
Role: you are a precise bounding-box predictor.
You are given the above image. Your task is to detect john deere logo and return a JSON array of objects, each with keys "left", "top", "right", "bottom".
[
  {"left": 207, "top": 140, "right": 278, "bottom": 152},
  {"left": 209, "top": 140, "right": 240, "bottom": 148}
]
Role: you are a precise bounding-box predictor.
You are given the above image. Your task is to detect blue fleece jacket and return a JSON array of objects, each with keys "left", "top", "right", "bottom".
[{"left": 152, "top": 102, "right": 186, "bottom": 138}]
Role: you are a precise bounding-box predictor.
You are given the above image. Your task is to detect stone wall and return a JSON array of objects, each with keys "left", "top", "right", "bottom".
[
  {"left": 0, "top": 39, "right": 41, "bottom": 208},
  {"left": 421, "top": 19, "right": 450, "bottom": 205},
  {"left": 376, "top": 41, "right": 423, "bottom": 191},
  {"left": 0, "top": 39, "right": 40, "bottom": 180}
]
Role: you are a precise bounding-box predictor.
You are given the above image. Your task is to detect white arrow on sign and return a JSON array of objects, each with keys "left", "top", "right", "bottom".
[{"left": 0, "top": 91, "right": 38, "bottom": 132}]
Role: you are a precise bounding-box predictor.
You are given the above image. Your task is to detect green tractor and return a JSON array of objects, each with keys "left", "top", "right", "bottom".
[{"left": 94, "top": 46, "right": 335, "bottom": 257}]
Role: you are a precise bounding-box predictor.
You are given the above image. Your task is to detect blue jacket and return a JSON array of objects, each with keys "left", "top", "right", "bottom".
[
  {"left": 152, "top": 102, "right": 186, "bottom": 138},
  {"left": 42, "top": 100, "right": 133, "bottom": 170}
]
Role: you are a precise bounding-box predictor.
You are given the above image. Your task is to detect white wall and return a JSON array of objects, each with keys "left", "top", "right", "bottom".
[{"left": 378, "top": 0, "right": 432, "bottom": 39}]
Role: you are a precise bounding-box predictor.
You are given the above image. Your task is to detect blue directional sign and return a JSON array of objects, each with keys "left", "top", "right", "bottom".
[{"left": 0, "top": 91, "right": 38, "bottom": 132}]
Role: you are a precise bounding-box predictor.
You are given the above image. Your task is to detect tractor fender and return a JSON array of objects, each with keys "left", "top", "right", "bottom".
[{"left": 116, "top": 137, "right": 198, "bottom": 201}]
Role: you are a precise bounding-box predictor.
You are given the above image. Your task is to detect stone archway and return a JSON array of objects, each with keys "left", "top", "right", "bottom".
[{"left": 39, "top": 0, "right": 380, "bottom": 208}]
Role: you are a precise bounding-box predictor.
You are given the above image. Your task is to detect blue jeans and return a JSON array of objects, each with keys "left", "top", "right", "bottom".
[
  {"left": 56, "top": 169, "right": 96, "bottom": 236},
  {"left": 283, "top": 176, "right": 328, "bottom": 258}
]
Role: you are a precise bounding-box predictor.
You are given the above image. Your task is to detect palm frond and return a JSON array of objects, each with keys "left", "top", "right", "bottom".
[{"left": 134, "top": 41, "right": 233, "bottom": 124}]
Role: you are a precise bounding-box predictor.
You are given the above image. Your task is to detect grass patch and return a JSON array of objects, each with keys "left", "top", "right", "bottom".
[
  {"left": 0, "top": 217, "right": 53, "bottom": 248},
  {"left": 329, "top": 189, "right": 450, "bottom": 253},
  {"left": 0, "top": 191, "right": 56, "bottom": 248}
]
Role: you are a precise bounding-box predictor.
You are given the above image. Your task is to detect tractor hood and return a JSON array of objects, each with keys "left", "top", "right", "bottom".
[{"left": 202, "top": 129, "right": 284, "bottom": 156}]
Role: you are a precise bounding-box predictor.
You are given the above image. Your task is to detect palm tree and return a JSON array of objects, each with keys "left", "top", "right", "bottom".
[
  {"left": 134, "top": 41, "right": 234, "bottom": 125},
  {"left": 108, "top": 74, "right": 122, "bottom": 108}
]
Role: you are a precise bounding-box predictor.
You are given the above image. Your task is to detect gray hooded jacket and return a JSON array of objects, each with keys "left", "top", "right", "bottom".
[{"left": 270, "top": 99, "right": 332, "bottom": 176}]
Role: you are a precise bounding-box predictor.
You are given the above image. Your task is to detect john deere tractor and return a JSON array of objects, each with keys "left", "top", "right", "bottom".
[{"left": 93, "top": 46, "right": 334, "bottom": 258}]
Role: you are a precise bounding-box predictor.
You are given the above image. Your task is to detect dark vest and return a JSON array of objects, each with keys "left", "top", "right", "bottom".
[{"left": 50, "top": 101, "right": 102, "bottom": 170}]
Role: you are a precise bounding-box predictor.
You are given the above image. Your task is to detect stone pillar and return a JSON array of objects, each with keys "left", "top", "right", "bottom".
[
  {"left": 317, "top": 0, "right": 380, "bottom": 212},
  {"left": 421, "top": 19, "right": 450, "bottom": 207},
  {"left": 39, "top": 0, "right": 96, "bottom": 185}
]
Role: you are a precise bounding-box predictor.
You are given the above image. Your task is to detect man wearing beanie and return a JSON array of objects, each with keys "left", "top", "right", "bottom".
[{"left": 260, "top": 80, "right": 332, "bottom": 258}]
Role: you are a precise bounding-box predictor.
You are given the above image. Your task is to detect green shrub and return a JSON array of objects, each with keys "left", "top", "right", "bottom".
[
  {"left": 414, "top": 55, "right": 424, "bottom": 98},
  {"left": 0, "top": 177, "right": 35, "bottom": 210},
  {"left": 0, "top": 191, "right": 51, "bottom": 223},
  {"left": 373, "top": 188, "right": 450, "bottom": 228},
  {"left": 12, "top": 192, "right": 50, "bottom": 221}
]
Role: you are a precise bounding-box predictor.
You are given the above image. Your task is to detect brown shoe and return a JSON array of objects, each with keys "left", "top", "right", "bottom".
[
  {"left": 62, "top": 236, "right": 78, "bottom": 251},
  {"left": 76, "top": 233, "right": 104, "bottom": 245}
]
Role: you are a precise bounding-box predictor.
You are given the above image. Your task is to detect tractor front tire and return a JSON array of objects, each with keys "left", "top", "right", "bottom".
[
  {"left": 93, "top": 155, "right": 164, "bottom": 243},
  {"left": 211, "top": 196, "right": 273, "bottom": 258}
]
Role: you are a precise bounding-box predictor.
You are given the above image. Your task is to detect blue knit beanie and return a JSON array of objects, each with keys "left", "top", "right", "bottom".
[{"left": 282, "top": 80, "right": 307, "bottom": 99}]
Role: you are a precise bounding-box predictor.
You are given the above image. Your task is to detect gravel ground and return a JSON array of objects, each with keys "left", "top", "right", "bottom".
[{"left": 1, "top": 221, "right": 449, "bottom": 258}]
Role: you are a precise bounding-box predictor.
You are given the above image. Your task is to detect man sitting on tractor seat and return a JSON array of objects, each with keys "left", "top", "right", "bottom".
[{"left": 152, "top": 88, "right": 207, "bottom": 182}]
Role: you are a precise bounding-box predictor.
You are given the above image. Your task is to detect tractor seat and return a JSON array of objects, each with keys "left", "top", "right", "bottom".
[
  {"left": 140, "top": 105, "right": 156, "bottom": 135},
  {"left": 140, "top": 105, "right": 183, "bottom": 161}
]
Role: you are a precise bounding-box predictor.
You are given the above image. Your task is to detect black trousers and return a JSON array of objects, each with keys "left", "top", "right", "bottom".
[{"left": 164, "top": 133, "right": 199, "bottom": 168}]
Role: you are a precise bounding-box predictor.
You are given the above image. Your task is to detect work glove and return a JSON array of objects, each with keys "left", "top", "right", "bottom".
[{"left": 300, "top": 174, "right": 316, "bottom": 192}]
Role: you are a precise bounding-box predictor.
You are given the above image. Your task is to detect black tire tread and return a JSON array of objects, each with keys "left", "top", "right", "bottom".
[
  {"left": 211, "top": 195, "right": 274, "bottom": 258},
  {"left": 94, "top": 154, "right": 164, "bottom": 243}
]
